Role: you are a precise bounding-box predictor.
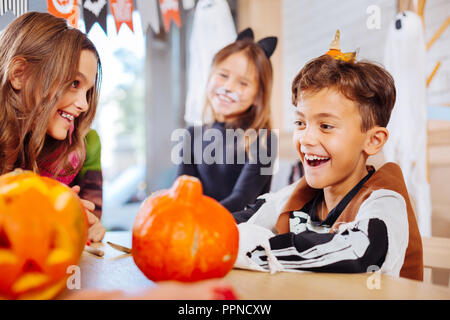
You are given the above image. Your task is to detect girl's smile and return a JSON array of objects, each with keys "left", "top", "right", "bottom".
[
  {"left": 57, "top": 110, "right": 76, "bottom": 123},
  {"left": 47, "top": 50, "right": 97, "bottom": 141}
]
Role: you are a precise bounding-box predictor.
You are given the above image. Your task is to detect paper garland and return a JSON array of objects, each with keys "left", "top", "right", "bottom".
[
  {"left": 82, "top": 0, "right": 108, "bottom": 34},
  {"left": 136, "top": 0, "right": 159, "bottom": 34},
  {"left": 47, "top": 0, "right": 79, "bottom": 28},
  {"left": 109, "top": 0, "right": 133, "bottom": 33},
  {"left": 1, "top": 0, "right": 193, "bottom": 34},
  {"left": 159, "top": 0, "right": 181, "bottom": 32},
  {"left": 181, "top": 0, "right": 194, "bottom": 10}
]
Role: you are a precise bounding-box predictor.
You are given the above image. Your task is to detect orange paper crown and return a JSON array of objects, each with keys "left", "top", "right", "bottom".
[{"left": 325, "top": 30, "right": 356, "bottom": 62}]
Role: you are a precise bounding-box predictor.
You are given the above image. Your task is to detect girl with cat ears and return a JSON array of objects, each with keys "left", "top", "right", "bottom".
[
  {"left": 203, "top": 27, "right": 278, "bottom": 132},
  {"left": 177, "top": 28, "right": 279, "bottom": 212}
]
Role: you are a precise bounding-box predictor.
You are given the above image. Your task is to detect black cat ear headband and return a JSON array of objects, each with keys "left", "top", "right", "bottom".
[{"left": 236, "top": 27, "right": 278, "bottom": 59}]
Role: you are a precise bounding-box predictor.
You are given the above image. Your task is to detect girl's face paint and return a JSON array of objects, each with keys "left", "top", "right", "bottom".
[
  {"left": 214, "top": 86, "right": 240, "bottom": 103},
  {"left": 207, "top": 51, "right": 259, "bottom": 122},
  {"left": 47, "top": 50, "right": 97, "bottom": 141}
]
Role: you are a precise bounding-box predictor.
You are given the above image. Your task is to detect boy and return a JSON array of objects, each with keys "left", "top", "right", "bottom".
[{"left": 234, "top": 33, "right": 423, "bottom": 281}]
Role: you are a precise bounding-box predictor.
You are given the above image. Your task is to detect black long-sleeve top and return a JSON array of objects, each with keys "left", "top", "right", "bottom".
[{"left": 176, "top": 121, "right": 277, "bottom": 212}]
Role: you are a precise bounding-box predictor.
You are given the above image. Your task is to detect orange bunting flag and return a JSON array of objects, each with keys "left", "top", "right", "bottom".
[
  {"left": 47, "top": 0, "right": 79, "bottom": 28},
  {"left": 159, "top": 0, "right": 182, "bottom": 32},
  {"left": 109, "top": 0, "right": 134, "bottom": 33}
]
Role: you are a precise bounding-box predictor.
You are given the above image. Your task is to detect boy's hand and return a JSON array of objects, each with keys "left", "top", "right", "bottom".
[
  {"left": 72, "top": 185, "right": 106, "bottom": 243},
  {"left": 235, "top": 223, "right": 285, "bottom": 274},
  {"left": 275, "top": 212, "right": 290, "bottom": 234}
]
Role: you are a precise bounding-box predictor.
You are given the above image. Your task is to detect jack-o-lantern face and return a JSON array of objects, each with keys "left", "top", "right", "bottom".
[{"left": 0, "top": 170, "right": 88, "bottom": 299}]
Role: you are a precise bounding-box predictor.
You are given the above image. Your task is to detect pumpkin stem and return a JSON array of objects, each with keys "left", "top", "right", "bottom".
[{"left": 170, "top": 175, "right": 203, "bottom": 203}]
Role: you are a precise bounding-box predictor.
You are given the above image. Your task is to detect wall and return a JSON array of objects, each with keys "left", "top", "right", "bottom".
[
  {"left": 281, "top": 0, "right": 450, "bottom": 144},
  {"left": 237, "top": 0, "right": 283, "bottom": 132},
  {"left": 237, "top": 0, "right": 296, "bottom": 191},
  {"left": 282, "top": 0, "right": 397, "bottom": 131},
  {"left": 425, "top": 0, "right": 450, "bottom": 108}
]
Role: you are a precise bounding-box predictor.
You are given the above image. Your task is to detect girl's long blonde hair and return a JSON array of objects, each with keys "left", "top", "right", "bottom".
[{"left": 0, "top": 12, "right": 102, "bottom": 177}]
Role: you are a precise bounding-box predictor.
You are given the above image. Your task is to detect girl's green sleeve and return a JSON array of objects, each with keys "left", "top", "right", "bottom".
[{"left": 74, "top": 129, "right": 103, "bottom": 219}]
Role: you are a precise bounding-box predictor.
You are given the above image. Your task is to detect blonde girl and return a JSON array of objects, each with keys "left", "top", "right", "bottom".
[{"left": 0, "top": 12, "right": 104, "bottom": 242}]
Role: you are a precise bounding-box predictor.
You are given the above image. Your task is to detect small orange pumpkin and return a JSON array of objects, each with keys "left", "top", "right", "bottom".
[
  {"left": 0, "top": 170, "right": 88, "bottom": 299},
  {"left": 132, "top": 175, "right": 239, "bottom": 282}
]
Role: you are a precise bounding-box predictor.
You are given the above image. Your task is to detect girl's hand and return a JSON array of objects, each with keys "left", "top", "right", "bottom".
[
  {"left": 86, "top": 210, "right": 106, "bottom": 243},
  {"left": 72, "top": 185, "right": 106, "bottom": 243}
]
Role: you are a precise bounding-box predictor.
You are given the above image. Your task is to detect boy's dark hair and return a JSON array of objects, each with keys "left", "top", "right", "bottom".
[{"left": 291, "top": 55, "right": 396, "bottom": 131}]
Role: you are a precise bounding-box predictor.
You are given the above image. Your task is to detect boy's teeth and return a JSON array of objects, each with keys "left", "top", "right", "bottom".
[{"left": 305, "top": 154, "right": 329, "bottom": 161}]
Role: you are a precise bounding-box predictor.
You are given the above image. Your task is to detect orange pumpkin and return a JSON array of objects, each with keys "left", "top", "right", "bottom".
[
  {"left": 132, "top": 175, "right": 239, "bottom": 282},
  {"left": 0, "top": 170, "right": 88, "bottom": 299}
]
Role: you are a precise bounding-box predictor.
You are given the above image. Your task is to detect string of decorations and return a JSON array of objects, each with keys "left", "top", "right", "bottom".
[{"left": 0, "top": 0, "right": 191, "bottom": 35}]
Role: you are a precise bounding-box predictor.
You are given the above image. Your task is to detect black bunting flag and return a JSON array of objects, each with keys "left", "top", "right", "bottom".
[{"left": 82, "top": 0, "right": 107, "bottom": 35}]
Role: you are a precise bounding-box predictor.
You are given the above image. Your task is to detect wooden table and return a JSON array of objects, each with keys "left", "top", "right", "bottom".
[{"left": 63, "top": 231, "right": 450, "bottom": 299}]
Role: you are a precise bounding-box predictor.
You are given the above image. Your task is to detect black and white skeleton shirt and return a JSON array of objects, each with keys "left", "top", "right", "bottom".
[{"left": 234, "top": 169, "right": 410, "bottom": 277}]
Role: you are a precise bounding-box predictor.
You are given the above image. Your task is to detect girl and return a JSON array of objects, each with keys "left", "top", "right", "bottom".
[
  {"left": 177, "top": 28, "right": 278, "bottom": 212},
  {"left": 0, "top": 12, "right": 104, "bottom": 242}
]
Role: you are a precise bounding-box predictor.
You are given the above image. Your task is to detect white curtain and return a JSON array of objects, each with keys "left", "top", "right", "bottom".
[
  {"left": 383, "top": 11, "right": 431, "bottom": 236},
  {"left": 184, "top": 0, "right": 236, "bottom": 125}
]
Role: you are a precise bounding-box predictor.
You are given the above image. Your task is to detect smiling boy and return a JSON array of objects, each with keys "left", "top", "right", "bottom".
[{"left": 235, "top": 52, "right": 423, "bottom": 281}]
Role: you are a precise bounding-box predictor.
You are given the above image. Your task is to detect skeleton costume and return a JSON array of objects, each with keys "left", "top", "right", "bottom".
[{"left": 234, "top": 163, "right": 423, "bottom": 281}]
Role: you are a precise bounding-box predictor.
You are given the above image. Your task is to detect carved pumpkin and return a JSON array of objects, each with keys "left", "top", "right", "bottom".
[
  {"left": 0, "top": 170, "right": 88, "bottom": 299},
  {"left": 132, "top": 175, "right": 239, "bottom": 282}
]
